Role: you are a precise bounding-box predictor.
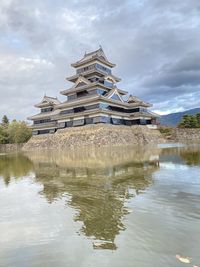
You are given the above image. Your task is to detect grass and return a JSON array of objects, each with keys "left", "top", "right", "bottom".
[{"left": 158, "top": 127, "right": 174, "bottom": 138}]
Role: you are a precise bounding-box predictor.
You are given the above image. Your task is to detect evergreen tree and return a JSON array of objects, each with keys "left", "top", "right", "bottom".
[
  {"left": 196, "top": 113, "right": 200, "bottom": 127},
  {"left": 179, "top": 115, "right": 191, "bottom": 128},
  {"left": 2, "top": 115, "right": 9, "bottom": 126},
  {"left": 190, "top": 116, "right": 198, "bottom": 128},
  {"left": 179, "top": 113, "right": 200, "bottom": 128}
]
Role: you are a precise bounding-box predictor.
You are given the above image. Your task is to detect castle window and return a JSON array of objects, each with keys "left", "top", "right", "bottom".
[
  {"left": 139, "top": 108, "right": 147, "bottom": 112},
  {"left": 68, "top": 94, "right": 77, "bottom": 101},
  {"left": 76, "top": 64, "right": 95, "bottom": 74},
  {"left": 100, "top": 116, "right": 111, "bottom": 123},
  {"left": 104, "top": 80, "right": 113, "bottom": 88},
  {"left": 38, "top": 129, "right": 50, "bottom": 134},
  {"left": 97, "top": 89, "right": 107, "bottom": 95},
  {"left": 73, "top": 119, "right": 84, "bottom": 126},
  {"left": 34, "top": 119, "right": 51, "bottom": 124},
  {"left": 85, "top": 118, "right": 93, "bottom": 124},
  {"left": 60, "top": 109, "right": 74, "bottom": 115},
  {"left": 85, "top": 104, "right": 99, "bottom": 110},
  {"left": 41, "top": 107, "right": 53, "bottom": 113},
  {"left": 126, "top": 108, "right": 140, "bottom": 113},
  {"left": 96, "top": 64, "right": 111, "bottom": 74},
  {"left": 74, "top": 106, "right": 85, "bottom": 113},
  {"left": 100, "top": 103, "right": 109, "bottom": 109},
  {"left": 83, "top": 66, "right": 89, "bottom": 71},
  {"left": 111, "top": 118, "right": 124, "bottom": 125},
  {"left": 140, "top": 119, "right": 147, "bottom": 125}
]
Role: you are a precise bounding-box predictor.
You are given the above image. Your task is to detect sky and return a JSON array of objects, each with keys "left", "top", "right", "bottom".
[{"left": 0, "top": 0, "right": 200, "bottom": 121}]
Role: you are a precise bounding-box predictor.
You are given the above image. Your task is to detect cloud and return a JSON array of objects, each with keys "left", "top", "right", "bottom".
[
  {"left": 0, "top": 0, "right": 200, "bottom": 120},
  {"left": 139, "top": 53, "right": 200, "bottom": 112}
]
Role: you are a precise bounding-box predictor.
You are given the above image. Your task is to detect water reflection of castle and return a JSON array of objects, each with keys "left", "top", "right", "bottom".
[
  {"left": 26, "top": 147, "right": 160, "bottom": 250},
  {"left": 0, "top": 147, "right": 200, "bottom": 250},
  {"left": 0, "top": 147, "right": 161, "bottom": 250},
  {"left": 0, "top": 148, "right": 200, "bottom": 249}
]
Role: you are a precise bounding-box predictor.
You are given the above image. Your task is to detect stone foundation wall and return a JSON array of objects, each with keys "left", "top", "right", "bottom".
[
  {"left": 171, "top": 128, "right": 200, "bottom": 142},
  {"left": 23, "top": 124, "right": 165, "bottom": 151}
]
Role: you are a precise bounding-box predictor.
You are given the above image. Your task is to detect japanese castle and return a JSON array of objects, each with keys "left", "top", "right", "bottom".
[{"left": 28, "top": 47, "right": 157, "bottom": 135}]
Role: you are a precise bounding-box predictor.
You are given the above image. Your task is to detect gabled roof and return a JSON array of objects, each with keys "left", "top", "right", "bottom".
[
  {"left": 71, "top": 47, "right": 116, "bottom": 68},
  {"left": 105, "top": 88, "right": 124, "bottom": 102},
  {"left": 35, "top": 95, "right": 61, "bottom": 108},
  {"left": 127, "top": 95, "right": 151, "bottom": 106},
  {"left": 104, "top": 74, "right": 121, "bottom": 83},
  {"left": 28, "top": 109, "right": 60, "bottom": 120},
  {"left": 73, "top": 75, "right": 91, "bottom": 88},
  {"left": 128, "top": 95, "right": 143, "bottom": 103},
  {"left": 80, "top": 47, "right": 108, "bottom": 62},
  {"left": 60, "top": 76, "right": 92, "bottom": 95}
]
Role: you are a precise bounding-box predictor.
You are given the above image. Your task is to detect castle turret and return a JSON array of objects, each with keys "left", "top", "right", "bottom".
[{"left": 28, "top": 96, "right": 60, "bottom": 135}]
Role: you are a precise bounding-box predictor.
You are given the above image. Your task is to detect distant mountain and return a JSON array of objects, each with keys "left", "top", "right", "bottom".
[{"left": 159, "top": 108, "right": 200, "bottom": 126}]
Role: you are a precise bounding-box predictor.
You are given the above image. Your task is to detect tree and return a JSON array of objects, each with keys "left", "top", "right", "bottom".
[
  {"left": 179, "top": 113, "right": 200, "bottom": 128},
  {"left": 2, "top": 115, "right": 9, "bottom": 126},
  {"left": 190, "top": 116, "right": 198, "bottom": 128},
  {"left": 0, "top": 125, "right": 9, "bottom": 144},
  {"left": 0, "top": 118, "right": 32, "bottom": 144},
  {"left": 7, "top": 121, "right": 32, "bottom": 144},
  {"left": 196, "top": 113, "right": 200, "bottom": 127},
  {"left": 179, "top": 115, "right": 191, "bottom": 128}
]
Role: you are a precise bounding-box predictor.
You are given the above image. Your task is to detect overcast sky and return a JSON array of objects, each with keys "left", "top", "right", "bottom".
[{"left": 0, "top": 0, "right": 200, "bottom": 120}]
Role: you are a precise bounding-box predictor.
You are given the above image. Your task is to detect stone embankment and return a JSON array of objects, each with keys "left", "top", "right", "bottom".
[
  {"left": 23, "top": 124, "right": 165, "bottom": 151},
  {"left": 0, "top": 143, "right": 24, "bottom": 153},
  {"left": 171, "top": 128, "right": 200, "bottom": 142}
]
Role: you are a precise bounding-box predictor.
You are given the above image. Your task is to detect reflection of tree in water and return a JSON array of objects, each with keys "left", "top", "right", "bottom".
[
  {"left": 161, "top": 147, "right": 200, "bottom": 166},
  {"left": 180, "top": 150, "right": 200, "bottom": 166},
  {"left": 34, "top": 159, "right": 159, "bottom": 250},
  {"left": 0, "top": 154, "right": 33, "bottom": 186}
]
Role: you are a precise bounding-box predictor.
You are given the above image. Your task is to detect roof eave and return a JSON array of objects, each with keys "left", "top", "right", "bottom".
[
  {"left": 60, "top": 83, "right": 127, "bottom": 96},
  {"left": 60, "top": 82, "right": 98, "bottom": 95},
  {"left": 66, "top": 69, "right": 121, "bottom": 83},
  {"left": 34, "top": 103, "right": 54, "bottom": 108},
  {"left": 117, "top": 89, "right": 128, "bottom": 95},
  {"left": 71, "top": 58, "right": 116, "bottom": 68},
  {"left": 56, "top": 95, "right": 100, "bottom": 109}
]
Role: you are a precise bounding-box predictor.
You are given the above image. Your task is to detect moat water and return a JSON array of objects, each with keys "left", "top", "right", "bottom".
[{"left": 0, "top": 144, "right": 200, "bottom": 267}]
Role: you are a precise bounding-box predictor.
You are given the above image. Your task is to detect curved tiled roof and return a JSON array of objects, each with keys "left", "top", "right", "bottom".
[
  {"left": 35, "top": 95, "right": 61, "bottom": 108},
  {"left": 71, "top": 47, "right": 115, "bottom": 68}
]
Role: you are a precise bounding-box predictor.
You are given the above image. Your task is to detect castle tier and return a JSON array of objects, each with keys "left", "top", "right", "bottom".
[{"left": 28, "top": 47, "right": 158, "bottom": 135}]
